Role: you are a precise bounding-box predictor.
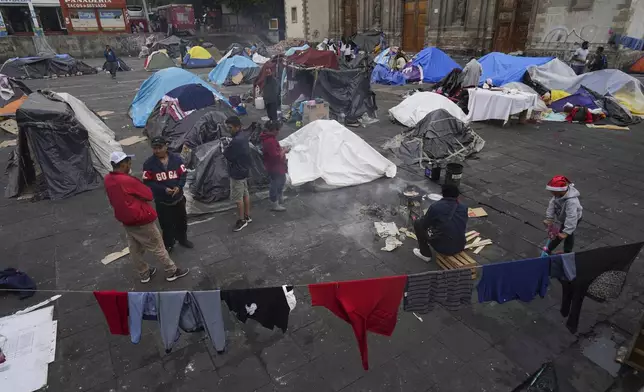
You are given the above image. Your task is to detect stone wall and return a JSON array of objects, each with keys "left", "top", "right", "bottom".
[
  {"left": 305, "top": 0, "right": 330, "bottom": 41},
  {"left": 285, "top": 0, "right": 306, "bottom": 39}
]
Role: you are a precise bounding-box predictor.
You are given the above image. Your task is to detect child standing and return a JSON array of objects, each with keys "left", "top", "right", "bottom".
[
  {"left": 544, "top": 175, "right": 583, "bottom": 253},
  {"left": 260, "top": 121, "right": 289, "bottom": 211}
]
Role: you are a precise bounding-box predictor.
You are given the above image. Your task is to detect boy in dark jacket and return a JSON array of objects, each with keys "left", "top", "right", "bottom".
[
  {"left": 224, "top": 116, "right": 252, "bottom": 232},
  {"left": 263, "top": 67, "right": 280, "bottom": 122},
  {"left": 412, "top": 184, "right": 468, "bottom": 262},
  {"left": 104, "top": 45, "right": 117, "bottom": 79},
  {"left": 260, "top": 121, "right": 289, "bottom": 211},
  {"left": 142, "top": 136, "right": 193, "bottom": 252}
]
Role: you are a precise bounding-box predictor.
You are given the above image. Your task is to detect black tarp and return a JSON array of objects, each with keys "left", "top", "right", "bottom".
[
  {"left": 6, "top": 91, "right": 100, "bottom": 200},
  {"left": 0, "top": 74, "right": 31, "bottom": 110},
  {"left": 0, "top": 55, "right": 97, "bottom": 79},
  {"left": 384, "top": 109, "right": 475, "bottom": 165},
  {"left": 152, "top": 35, "right": 187, "bottom": 58},
  {"left": 350, "top": 31, "right": 382, "bottom": 53},
  {"left": 102, "top": 57, "right": 131, "bottom": 72},
  {"left": 225, "top": 43, "right": 245, "bottom": 57},
  {"left": 311, "top": 67, "right": 377, "bottom": 121}
]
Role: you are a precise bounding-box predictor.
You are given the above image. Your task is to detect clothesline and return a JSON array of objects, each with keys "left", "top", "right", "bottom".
[{"left": 0, "top": 266, "right": 486, "bottom": 294}]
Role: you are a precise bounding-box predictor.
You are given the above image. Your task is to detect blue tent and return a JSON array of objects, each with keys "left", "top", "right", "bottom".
[
  {"left": 374, "top": 48, "right": 392, "bottom": 65},
  {"left": 411, "top": 47, "right": 461, "bottom": 83},
  {"left": 166, "top": 84, "right": 216, "bottom": 111},
  {"left": 371, "top": 63, "right": 406, "bottom": 85},
  {"left": 285, "top": 44, "right": 309, "bottom": 57},
  {"left": 550, "top": 86, "right": 601, "bottom": 113},
  {"left": 208, "top": 55, "right": 259, "bottom": 86},
  {"left": 129, "top": 67, "right": 229, "bottom": 128},
  {"left": 478, "top": 52, "right": 554, "bottom": 86}
]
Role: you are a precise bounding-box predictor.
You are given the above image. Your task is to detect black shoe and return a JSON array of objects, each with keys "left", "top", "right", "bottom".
[
  {"left": 179, "top": 239, "right": 194, "bottom": 249},
  {"left": 141, "top": 267, "right": 157, "bottom": 284},
  {"left": 244, "top": 215, "right": 252, "bottom": 223},
  {"left": 166, "top": 268, "right": 190, "bottom": 282},
  {"left": 233, "top": 219, "right": 248, "bottom": 232}
]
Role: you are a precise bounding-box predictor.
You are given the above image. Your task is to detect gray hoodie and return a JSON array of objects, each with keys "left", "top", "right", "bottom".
[{"left": 546, "top": 185, "right": 583, "bottom": 235}]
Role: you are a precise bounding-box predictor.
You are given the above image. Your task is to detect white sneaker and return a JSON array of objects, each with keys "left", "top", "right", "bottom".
[{"left": 413, "top": 248, "right": 432, "bottom": 263}]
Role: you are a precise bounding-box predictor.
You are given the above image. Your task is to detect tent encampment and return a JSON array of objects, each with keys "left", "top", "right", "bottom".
[
  {"left": 0, "top": 54, "right": 97, "bottom": 79},
  {"left": 208, "top": 55, "right": 259, "bottom": 85},
  {"left": 478, "top": 52, "right": 554, "bottom": 86},
  {"left": 285, "top": 44, "right": 310, "bottom": 57},
  {"left": 625, "top": 55, "right": 644, "bottom": 74},
  {"left": 6, "top": 91, "right": 102, "bottom": 200},
  {"left": 371, "top": 64, "right": 406, "bottom": 85},
  {"left": 549, "top": 86, "right": 601, "bottom": 113},
  {"left": 0, "top": 74, "right": 31, "bottom": 118},
  {"left": 411, "top": 47, "right": 461, "bottom": 83},
  {"left": 206, "top": 47, "right": 223, "bottom": 62},
  {"left": 182, "top": 46, "right": 217, "bottom": 68},
  {"left": 350, "top": 31, "right": 383, "bottom": 53},
  {"left": 280, "top": 119, "right": 396, "bottom": 187},
  {"left": 129, "top": 67, "right": 229, "bottom": 127},
  {"left": 389, "top": 91, "right": 469, "bottom": 127},
  {"left": 289, "top": 48, "right": 339, "bottom": 69},
  {"left": 144, "top": 50, "right": 177, "bottom": 71},
  {"left": 152, "top": 35, "right": 187, "bottom": 58},
  {"left": 102, "top": 57, "right": 131, "bottom": 72}
]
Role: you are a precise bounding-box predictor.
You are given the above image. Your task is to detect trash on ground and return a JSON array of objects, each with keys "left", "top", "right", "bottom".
[
  {"left": 96, "top": 110, "right": 114, "bottom": 117},
  {"left": 586, "top": 124, "right": 629, "bottom": 131},
  {"left": 468, "top": 207, "right": 488, "bottom": 217},
  {"left": 381, "top": 236, "right": 403, "bottom": 251},
  {"left": 399, "top": 227, "right": 417, "bottom": 240},
  {"left": 101, "top": 247, "right": 130, "bottom": 265},
  {"left": 427, "top": 193, "right": 442, "bottom": 201},
  {"left": 374, "top": 222, "right": 400, "bottom": 238},
  {"left": 0, "top": 139, "right": 17, "bottom": 148},
  {"left": 119, "top": 135, "right": 148, "bottom": 146}
]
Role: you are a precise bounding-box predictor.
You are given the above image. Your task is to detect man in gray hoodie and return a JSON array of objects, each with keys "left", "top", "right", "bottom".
[{"left": 544, "top": 175, "right": 583, "bottom": 253}]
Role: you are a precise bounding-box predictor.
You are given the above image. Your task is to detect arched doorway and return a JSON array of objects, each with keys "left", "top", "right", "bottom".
[
  {"left": 402, "top": 0, "right": 427, "bottom": 52},
  {"left": 343, "top": 0, "right": 358, "bottom": 38}
]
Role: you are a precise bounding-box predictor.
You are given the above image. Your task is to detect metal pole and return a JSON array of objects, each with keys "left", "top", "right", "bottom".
[{"left": 141, "top": 0, "right": 151, "bottom": 32}]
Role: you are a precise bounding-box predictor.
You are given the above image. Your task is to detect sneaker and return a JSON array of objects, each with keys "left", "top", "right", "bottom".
[
  {"left": 179, "top": 239, "right": 194, "bottom": 249},
  {"left": 413, "top": 248, "right": 432, "bottom": 263},
  {"left": 244, "top": 215, "right": 253, "bottom": 223},
  {"left": 233, "top": 219, "right": 248, "bottom": 232},
  {"left": 166, "top": 268, "right": 190, "bottom": 282},
  {"left": 271, "top": 202, "right": 286, "bottom": 212},
  {"left": 140, "top": 267, "right": 157, "bottom": 284}
]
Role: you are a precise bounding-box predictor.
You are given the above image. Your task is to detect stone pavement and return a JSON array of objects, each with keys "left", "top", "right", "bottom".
[{"left": 0, "top": 59, "right": 643, "bottom": 391}]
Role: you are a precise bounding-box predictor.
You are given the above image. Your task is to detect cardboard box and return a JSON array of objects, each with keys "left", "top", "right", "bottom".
[{"left": 302, "top": 102, "right": 329, "bottom": 124}]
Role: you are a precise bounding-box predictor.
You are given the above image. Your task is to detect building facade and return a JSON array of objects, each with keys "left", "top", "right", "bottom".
[
  {"left": 285, "top": 0, "right": 330, "bottom": 41},
  {"left": 59, "top": 0, "right": 128, "bottom": 34},
  {"left": 0, "top": 0, "right": 65, "bottom": 36}
]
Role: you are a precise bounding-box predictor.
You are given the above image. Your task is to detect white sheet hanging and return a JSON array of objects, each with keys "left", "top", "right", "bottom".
[{"left": 388, "top": 91, "right": 469, "bottom": 127}]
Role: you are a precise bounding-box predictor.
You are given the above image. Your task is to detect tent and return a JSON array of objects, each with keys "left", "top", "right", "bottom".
[
  {"left": 144, "top": 50, "right": 177, "bottom": 71},
  {"left": 129, "top": 67, "right": 229, "bottom": 127},
  {"left": 0, "top": 74, "right": 31, "bottom": 118},
  {"left": 478, "top": 52, "right": 554, "bottom": 86},
  {"left": 0, "top": 54, "right": 97, "bottom": 79},
  {"left": 626, "top": 56, "right": 644, "bottom": 74},
  {"left": 206, "top": 47, "right": 223, "bottom": 62},
  {"left": 182, "top": 46, "right": 216, "bottom": 69},
  {"left": 102, "top": 57, "right": 131, "bottom": 72},
  {"left": 6, "top": 91, "right": 101, "bottom": 200},
  {"left": 280, "top": 119, "right": 396, "bottom": 187},
  {"left": 389, "top": 91, "right": 469, "bottom": 127},
  {"left": 550, "top": 86, "right": 601, "bottom": 113},
  {"left": 411, "top": 47, "right": 461, "bottom": 83},
  {"left": 152, "top": 35, "right": 187, "bottom": 58},
  {"left": 285, "top": 44, "right": 310, "bottom": 57},
  {"left": 371, "top": 64, "right": 406, "bottom": 85},
  {"left": 350, "top": 31, "right": 383, "bottom": 53},
  {"left": 289, "top": 48, "right": 339, "bottom": 69},
  {"left": 253, "top": 56, "right": 286, "bottom": 97},
  {"left": 208, "top": 55, "right": 260, "bottom": 86}
]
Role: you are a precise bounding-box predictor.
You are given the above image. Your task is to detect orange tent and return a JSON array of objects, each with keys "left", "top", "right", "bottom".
[
  {"left": 0, "top": 74, "right": 31, "bottom": 118},
  {"left": 627, "top": 56, "right": 644, "bottom": 74},
  {"left": 0, "top": 95, "right": 28, "bottom": 117}
]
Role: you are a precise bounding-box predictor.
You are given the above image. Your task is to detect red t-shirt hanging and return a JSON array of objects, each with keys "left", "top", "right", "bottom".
[
  {"left": 308, "top": 276, "right": 407, "bottom": 370},
  {"left": 94, "top": 291, "right": 129, "bottom": 335}
]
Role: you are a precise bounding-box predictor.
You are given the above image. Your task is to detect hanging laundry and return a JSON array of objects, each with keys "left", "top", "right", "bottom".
[
  {"left": 404, "top": 269, "right": 474, "bottom": 313},
  {"left": 549, "top": 253, "right": 577, "bottom": 281},
  {"left": 477, "top": 257, "right": 550, "bottom": 304},
  {"left": 157, "top": 291, "right": 226, "bottom": 353},
  {"left": 221, "top": 285, "right": 296, "bottom": 333},
  {"left": 128, "top": 292, "right": 158, "bottom": 344},
  {"left": 94, "top": 291, "right": 129, "bottom": 335},
  {"left": 308, "top": 276, "right": 407, "bottom": 370},
  {"left": 559, "top": 242, "right": 643, "bottom": 334}
]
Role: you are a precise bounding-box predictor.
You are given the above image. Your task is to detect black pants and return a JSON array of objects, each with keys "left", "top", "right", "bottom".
[
  {"left": 156, "top": 197, "right": 188, "bottom": 248},
  {"left": 106, "top": 61, "right": 117, "bottom": 77},
  {"left": 547, "top": 232, "right": 575, "bottom": 253},
  {"left": 266, "top": 102, "right": 278, "bottom": 122},
  {"left": 413, "top": 219, "right": 433, "bottom": 258}
]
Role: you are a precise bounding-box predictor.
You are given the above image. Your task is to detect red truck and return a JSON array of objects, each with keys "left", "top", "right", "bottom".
[{"left": 156, "top": 4, "right": 195, "bottom": 35}]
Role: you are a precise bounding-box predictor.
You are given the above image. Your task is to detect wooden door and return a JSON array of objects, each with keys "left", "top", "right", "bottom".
[
  {"left": 402, "top": 0, "right": 427, "bottom": 52},
  {"left": 493, "top": 0, "right": 532, "bottom": 53},
  {"left": 343, "top": 0, "right": 358, "bottom": 38}
]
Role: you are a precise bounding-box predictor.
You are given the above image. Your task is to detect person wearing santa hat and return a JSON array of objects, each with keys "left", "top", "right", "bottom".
[{"left": 543, "top": 175, "right": 583, "bottom": 254}]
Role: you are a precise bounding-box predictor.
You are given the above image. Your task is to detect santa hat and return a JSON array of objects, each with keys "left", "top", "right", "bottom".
[{"left": 546, "top": 175, "right": 571, "bottom": 192}]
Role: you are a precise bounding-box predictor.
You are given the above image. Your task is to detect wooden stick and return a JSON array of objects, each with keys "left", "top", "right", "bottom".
[
  {"left": 465, "top": 239, "right": 492, "bottom": 249},
  {"left": 473, "top": 245, "right": 486, "bottom": 254},
  {"left": 466, "top": 232, "right": 480, "bottom": 242}
]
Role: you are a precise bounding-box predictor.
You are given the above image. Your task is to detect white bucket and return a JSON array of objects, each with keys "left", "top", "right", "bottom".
[{"left": 255, "top": 97, "right": 265, "bottom": 110}]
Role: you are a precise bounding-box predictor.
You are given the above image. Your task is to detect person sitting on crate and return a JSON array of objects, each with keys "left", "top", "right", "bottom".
[{"left": 412, "top": 184, "right": 468, "bottom": 263}]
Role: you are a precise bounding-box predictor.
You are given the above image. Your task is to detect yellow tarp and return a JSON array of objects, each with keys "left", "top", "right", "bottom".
[
  {"left": 550, "top": 90, "right": 571, "bottom": 102},
  {"left": 187, "top": 46, "right": 213, "bottom": 60}
]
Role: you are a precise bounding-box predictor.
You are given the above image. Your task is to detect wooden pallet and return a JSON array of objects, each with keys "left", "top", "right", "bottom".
[{"left": 435, "top": 251, "right": 479, "bottom": 279}]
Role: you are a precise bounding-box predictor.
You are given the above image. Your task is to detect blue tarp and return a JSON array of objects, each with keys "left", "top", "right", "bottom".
[
  {"left": 208, "top": 55, "right": 258, "bottom": 85},
  {"left": 371, "top": 63, "right": 405, "bottom": 85},
  {"left": 411, "top": 47, "right": 461, "bottom": 83},
  {"left": 478, "top": 52, "right": 554, "bottom": 86},
  {"left": 285, "top": 44, "right": 309, "bottom": 57},
  {"left": 374, "top": 48, "right": 392, "bottom": 65},
  {"left": 166, "top": 84, "right": 216, "bottom": 111},
  {"left": 129, "top": 67, "right": 229, "bottom": 127},
  {"left": 182, "top": 54, "right": 216, "bottom": 69}
]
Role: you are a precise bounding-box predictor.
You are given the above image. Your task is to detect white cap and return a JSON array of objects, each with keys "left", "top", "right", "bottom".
[{"left": 110, "top": 151, "right": 134, "bottom": 165}]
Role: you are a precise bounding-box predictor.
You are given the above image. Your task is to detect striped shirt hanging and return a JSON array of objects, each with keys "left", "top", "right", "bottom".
[{"left": 403, "top": 269, "right": 474, "bottom": 314}]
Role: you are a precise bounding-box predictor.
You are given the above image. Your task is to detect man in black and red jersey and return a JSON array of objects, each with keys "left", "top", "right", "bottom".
[{"left": 142, "top": 136, "right": 194, "bottom": 252}]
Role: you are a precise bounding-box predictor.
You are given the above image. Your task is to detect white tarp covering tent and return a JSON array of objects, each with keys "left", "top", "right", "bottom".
[
  {"left": 57, "top": 92, "right": 122, "bottom": 177},
  {"left": 280, "top": 119, "right": 397, "bottom": 187},
  {"left": 252, "top": 53, "right": 270, "bottom": 65},
  {"left": 527, "top": 61, "right": 644, "bottom": 114},
  {"left": 389, "top": 91, "right": 469, "bottom": 127}
]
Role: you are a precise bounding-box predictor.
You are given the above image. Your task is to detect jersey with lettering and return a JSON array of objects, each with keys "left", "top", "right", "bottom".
[{"left": 142, "top": 153, "right": 187, "bottom": 204}]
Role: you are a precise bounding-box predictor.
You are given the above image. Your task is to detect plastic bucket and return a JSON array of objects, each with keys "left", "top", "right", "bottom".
[
  {"left": 444, "top": 163, "right": 463, "bottom": 187},
  {"left": 255, "top": 96, "right": 265, "bottom": 110}
]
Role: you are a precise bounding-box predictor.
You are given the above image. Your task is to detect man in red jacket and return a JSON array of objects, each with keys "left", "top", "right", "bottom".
[
  {"left": 260, "top": 121, "right": 289, "bottom": 211},
  {"left": 104, "top": 151, "right": 189, "bottom": 283}
]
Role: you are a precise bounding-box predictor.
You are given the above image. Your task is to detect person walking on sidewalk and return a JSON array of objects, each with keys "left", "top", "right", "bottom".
[
  {"left": 104, "top": 45, "right": 118, "bottom": 79},
  {"left": 104, "top": 151, "right": 189, "bottom": 283},
  {"left": 224, "top": 116, "right": 252, "bottom": 232},
  {"left": 260, "top": 120, "right": 289, "bottom": 211},
  {"left": 543, "top": 175, "right": 583, "bottom": 254},
  {"left": 142, "top": 136, "right": 194, "bottom": 252}
]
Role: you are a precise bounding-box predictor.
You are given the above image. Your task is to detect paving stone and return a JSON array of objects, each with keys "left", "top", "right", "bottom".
[
  {"left": 494, "top": 331, "right": 555, "bottom": 375},
  {"left": 162, "top": 343, "right": 217, "bottom": 381},
  {"left": 47, "top": 348, "right": 115, "bottom": 392},
  {"left": 116, "top": 360, "right": 172, "bottom": 392},
  {"left": 434, "top": 320, "right": 491, "bottom": 363},
  {"left": 405, "top": 337, "right": 464, "bottom": 386},
  {"left": 110, "top": 332, "right": 161, "bottom": 376},
  {"left": 553, "top": 348, "right": 615, "bottom": 392},
  {"left": 57, "top": 326, "right": 109, "bottom": 362},
  {"left": 215, "top": 355, "right": 272, "bottom": 392},
  {"left": 259, "top": 335, "right": 308, "bottom": 378},
  {"left": 253, "top": 361, "right": 334, "bottom": 392},
  {"left": 291, "top": 317, "right": 354, "bottom": 360},
  {"left": 56, "top": 302, "right": 108, "bottom": 339},
  {"left": 309, "top": 347, "right": 368, "bottom": 391},
  {"left": 468, "top": 347, "right": 528, "bottom": 391},
  {"left": 340, "top": 354, "right": 427, "bottom": 392}
]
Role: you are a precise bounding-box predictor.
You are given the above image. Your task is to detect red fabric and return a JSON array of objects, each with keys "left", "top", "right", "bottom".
[
  {"left": 309, "top": 276, "right": 407, "bottom": 370},
  {"left": 104, "top": 172, "right": 157, "bottom": 226},
  {"left": 290, "top": 49, "right": 339, "bottom": 70},
  {"left": 260, "top": 132, "right": 288, "bottom": 174},
  {"left": 94, "top": 291, "right": 129, "bottom": 335}
]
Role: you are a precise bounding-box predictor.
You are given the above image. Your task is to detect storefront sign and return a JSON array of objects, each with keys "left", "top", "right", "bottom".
[
  {"left": 69, "top": 9, "right": 98, "bottom": 30},
  {"left": 64, "top": 0, "right": 121, "bottom": 9},
  {"left": 98, "top": 9, "right": 124, "bottom": 30}
]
